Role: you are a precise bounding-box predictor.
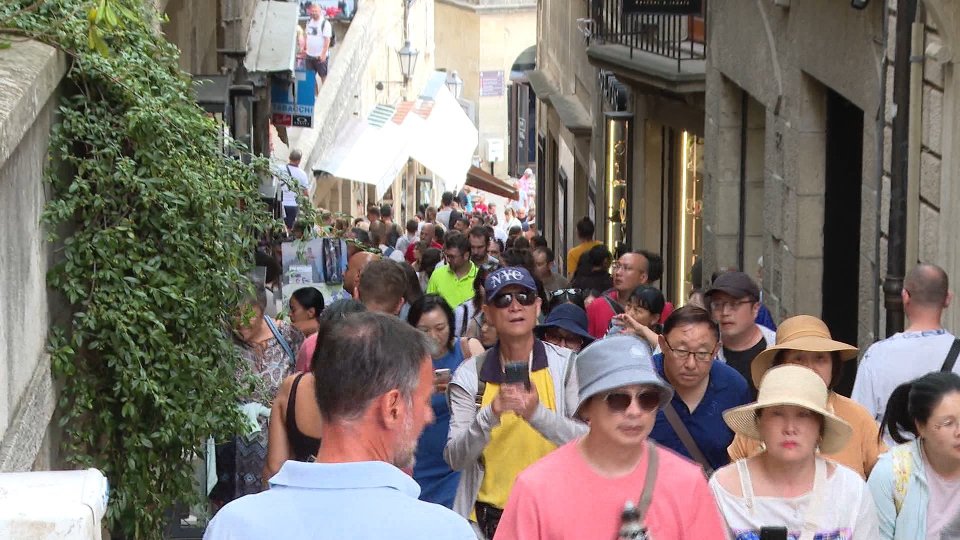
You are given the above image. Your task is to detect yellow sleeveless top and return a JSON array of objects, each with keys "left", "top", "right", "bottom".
[{"left": 476, "top": 367, "right": 557, "bottom": 509}]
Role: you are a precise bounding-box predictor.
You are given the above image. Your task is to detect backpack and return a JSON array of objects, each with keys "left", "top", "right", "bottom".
[{"left": 323, "top": 19, "right": 336, "bottom": 48}]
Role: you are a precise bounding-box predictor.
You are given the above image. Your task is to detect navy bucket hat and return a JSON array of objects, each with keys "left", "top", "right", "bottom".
[{"left": 534, "top": 304, "right": 594, "bottom": 346}]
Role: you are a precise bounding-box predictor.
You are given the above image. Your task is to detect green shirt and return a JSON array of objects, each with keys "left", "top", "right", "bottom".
[{"left": 426, "top": 262, "right": 478, "bottom": 309}]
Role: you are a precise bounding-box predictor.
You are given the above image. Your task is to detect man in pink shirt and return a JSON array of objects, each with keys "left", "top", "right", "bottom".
[{"left": 494, "top": 335, "right": 727, "bottom": 540}]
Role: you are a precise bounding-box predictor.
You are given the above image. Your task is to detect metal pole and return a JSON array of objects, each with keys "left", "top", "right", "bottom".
[{"left": 883, "top": 0, "right": 919, "bottom": 336}]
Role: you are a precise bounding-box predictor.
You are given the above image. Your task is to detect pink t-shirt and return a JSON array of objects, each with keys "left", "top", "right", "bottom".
[
  {"left": 495, "top": 440, "right": 727, "bottom": 540},
  {"left": 295, "top": 333, "right": 317, "bottom": 373}
]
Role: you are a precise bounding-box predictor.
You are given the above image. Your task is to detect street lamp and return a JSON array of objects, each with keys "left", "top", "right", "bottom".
[
  {"left": 397, "top": 40, "right": 419, "bottom": 85},
  {"left": 445, "top": 70, "right": 464, "bottom": 99}
]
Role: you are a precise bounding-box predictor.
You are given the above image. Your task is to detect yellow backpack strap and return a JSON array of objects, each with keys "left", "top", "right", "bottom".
[{"left": 891, "top": 445, "right": 912, "bottom": 515}]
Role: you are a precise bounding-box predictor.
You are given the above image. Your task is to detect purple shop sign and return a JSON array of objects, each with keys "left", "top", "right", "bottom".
[{"left": 479, "top": 70, "right": 504, "bottom": 97}]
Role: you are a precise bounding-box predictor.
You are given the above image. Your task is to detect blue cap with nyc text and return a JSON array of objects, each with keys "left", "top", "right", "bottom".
[{"left": 484, "top": 266, "right": 538, "bottom": 303}]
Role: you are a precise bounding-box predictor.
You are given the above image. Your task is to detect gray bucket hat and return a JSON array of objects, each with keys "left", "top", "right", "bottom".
[{"left": 574, "top": 335, "right": 674, "bottom": 418}]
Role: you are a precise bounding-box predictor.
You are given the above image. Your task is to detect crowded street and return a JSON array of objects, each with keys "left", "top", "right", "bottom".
[{"left": 2, "top": 0, "right": 960, "bottom": 539}]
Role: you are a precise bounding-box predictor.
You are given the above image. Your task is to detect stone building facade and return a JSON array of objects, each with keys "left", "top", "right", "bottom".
[
  {"left": 703, "top": 0, "right": 960, "bottom": 365},
  {"left": 434, "top": 0, "right": 537, "bottom": 179}
]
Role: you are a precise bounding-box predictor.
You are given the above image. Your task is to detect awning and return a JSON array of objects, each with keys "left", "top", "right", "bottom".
[
  {"left": 465, "top": 166, "right": 519, "bottom": 200},
  {"left": 245, "top": 1, "right": 299, "bottom": 74},
  {"left": 312, "top": 71, "right": 478, "bottom": 197},
  {"left": 313, "top": 113, "right": 410, "bottom": 199}
]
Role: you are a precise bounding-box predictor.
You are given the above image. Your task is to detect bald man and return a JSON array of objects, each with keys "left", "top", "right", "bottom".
[
  {"left": 405, "top": 222, "right": 441, "bottom": 263},
  {"left": 343, "top": 251, "right": 380, "bottom": 299},
  {"left": 853, "top": 263, "right": 956, "bottom": 443}
]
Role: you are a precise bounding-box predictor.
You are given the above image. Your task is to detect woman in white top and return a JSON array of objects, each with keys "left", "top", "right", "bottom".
[{"left": 709, "top": 365, "right": 880, "bottom": 540}]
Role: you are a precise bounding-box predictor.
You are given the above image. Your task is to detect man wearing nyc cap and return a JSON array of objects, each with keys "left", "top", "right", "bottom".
[
  {"left": 705, "top": 270, "right": 776, "bottom": 396},
  {"left": 445, "top": 266, "right": 587, "bottom": 538},
  {"left": 495, "top": 336, "right": 727, "bottom": 539}
]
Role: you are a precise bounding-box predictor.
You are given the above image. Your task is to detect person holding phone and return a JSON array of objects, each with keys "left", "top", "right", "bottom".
[
  {"left": 407, "top": 295, "right": 484, "bottom": 509},
  {"left": 494, "top": 336, "right": 728, "bottom": 539},
  {"left": 709, "top": 365, "right": 879, "bottom": 539},
  {"left": 445, "top": 266, "right": 587, "bottom": 537}
]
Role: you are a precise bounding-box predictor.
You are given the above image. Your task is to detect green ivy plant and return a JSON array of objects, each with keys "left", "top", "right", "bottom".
[{"left": 1, "top": 1, "right": 300, "bottom": 537}]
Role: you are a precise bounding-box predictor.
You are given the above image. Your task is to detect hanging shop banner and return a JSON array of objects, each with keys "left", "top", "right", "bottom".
[
  {"left": 623, "top": 0, "right": 702, "bottom": 14},
  {"left": 604, "top": 111, "right": 633, "bottom": 257},
  {"left": 480, "top": 70, "right": 505, "bottom": 97},
  {"left": 271, "top": 61, "right": 316, "bottom": 128}
]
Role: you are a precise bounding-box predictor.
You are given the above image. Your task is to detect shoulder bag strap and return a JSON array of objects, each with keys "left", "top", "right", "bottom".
[
  {"left": 603, "top": 292, "right": 625, "bottom": 315},
  {"left": 474, "top": 350, "right": 489, "bottom": 408},
  {"left": 264, "top": 315, "right": 295, "bottom": 365},
  {"left": 662, "top": 403, "right": 715, "bottom": 476},
  {"left": 636, "top": 442, "right": 660, "bottom": 521},
  {"left": 798, "top": 458, "right": 828, "bottom": 540},
  {"left": 941, "top": 338, "right": 960, "bottom": 372}
]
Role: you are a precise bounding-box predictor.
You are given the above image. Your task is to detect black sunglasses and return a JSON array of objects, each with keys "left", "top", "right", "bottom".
[
  {"left": 491, "top": 291, "right": 538, "bottom": 309},
  {"left": 603, "top": 390, "right": 661, "bottom": 413},
  {"left": 550, "top": 288, "right": 582, "bottom": 298}
]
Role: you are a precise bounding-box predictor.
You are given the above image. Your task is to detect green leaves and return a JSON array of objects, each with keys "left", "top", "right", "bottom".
[{"left": 5, "top": 0, "right": 268, "bottom": 538}]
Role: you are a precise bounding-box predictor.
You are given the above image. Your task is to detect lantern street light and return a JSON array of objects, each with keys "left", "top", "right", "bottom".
[
  {"left": 397, "top": 40, "right": 419, "bottom": 85},
  {"left": 445, "top": 70, "right": 464, "bottom": 99}
]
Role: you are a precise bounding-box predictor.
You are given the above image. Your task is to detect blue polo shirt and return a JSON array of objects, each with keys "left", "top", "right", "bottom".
[
  {"left": 204, "top": 460, "right": 475, "bottom": 540},
  {"left": 649, "top": 353, "right": 751, "bottom": 471}
]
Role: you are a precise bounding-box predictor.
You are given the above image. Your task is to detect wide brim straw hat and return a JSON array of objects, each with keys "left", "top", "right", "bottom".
[
  {"left": 722, "top": 364, "right": 853, "bottom": 454},
  {"left": 751, "top": 315, "right": 858, "bottom": 389}
]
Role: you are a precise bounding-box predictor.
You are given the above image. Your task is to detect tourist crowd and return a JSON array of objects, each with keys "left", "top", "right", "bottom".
[{"left": 204, "top": 186, "right": 960, "bottom": 539}]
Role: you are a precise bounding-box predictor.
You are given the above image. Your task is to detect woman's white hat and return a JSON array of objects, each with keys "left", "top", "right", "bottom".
[{"left": 722, "top": 364, "right": 852, "bottom": 454}]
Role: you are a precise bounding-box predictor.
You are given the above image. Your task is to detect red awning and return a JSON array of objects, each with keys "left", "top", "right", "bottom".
[{"left": 465, "top": 166, "right": 519, "bottom": 200}]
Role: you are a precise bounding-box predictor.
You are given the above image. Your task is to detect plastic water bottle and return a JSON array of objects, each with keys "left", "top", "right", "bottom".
[{"left": 617, "top": 500, "right": 648, "bottom": 539}]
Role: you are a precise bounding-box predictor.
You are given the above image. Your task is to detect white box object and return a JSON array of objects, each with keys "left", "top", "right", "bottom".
[
  {"left": 0, "top": 469, "right": 109, "bottom": 539},
  {"left": 485, "top": 138, "right": 504, "bottom": 163}
]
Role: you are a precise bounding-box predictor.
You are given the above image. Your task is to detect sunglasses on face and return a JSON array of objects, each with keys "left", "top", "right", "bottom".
[
  {"left": 550, "top": 288, "right": 582, "bottom": 297},
  {"left": 490, "top": 291, "right": 537, "bottom": 309},
  {"left": 603, "top": 390, "right": 661, "bottom": 413}
]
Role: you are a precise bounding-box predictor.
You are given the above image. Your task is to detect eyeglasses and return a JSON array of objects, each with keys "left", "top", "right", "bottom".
[
  {"left": 709, "top": 299, "right": 754, "bottom": 313},
  {"left": 490, "top": 291, "right": 537, "bottom": 309},
  {"left": 933, "top": 417, "right": 960, "bottom": 433},
  {"left": 603, "top": 390, "right": 661, "bottom": 413},
  {"left": 611, "top": 263, "right": 642, "bottom": 273},
  {"left": 551, "top": 288, "right": 582, "bottom": 298},
  {"left": 663, "top": 339, "right": 716, "bottom": 363},
  {"left": 544, "top": 328, "right": 584, "bottom": 349}
]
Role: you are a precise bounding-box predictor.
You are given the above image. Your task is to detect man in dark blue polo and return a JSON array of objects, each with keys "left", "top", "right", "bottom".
[{"left": 648, "top": 305, "right": 751, "bottom": 474}]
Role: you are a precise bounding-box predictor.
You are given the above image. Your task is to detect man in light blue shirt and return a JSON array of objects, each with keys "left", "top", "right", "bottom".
[
  {"left": 205, "top": 313, "right": 474, "bottom": 540},
  {"left": 852, "top": 263, "right": 956, "bottom": 445}
]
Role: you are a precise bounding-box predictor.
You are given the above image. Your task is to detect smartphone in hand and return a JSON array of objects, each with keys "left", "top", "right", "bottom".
[
  {"left": 503, "top": 362, "right": 531, "bottom": 390},
  {"left": 759, "top": 527, "right": 787, "bottom": 540}
]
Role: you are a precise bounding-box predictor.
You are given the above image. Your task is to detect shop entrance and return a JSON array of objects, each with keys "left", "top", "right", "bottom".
[{"left": 822, "top": 88, "right": 864, "bottom": 397}]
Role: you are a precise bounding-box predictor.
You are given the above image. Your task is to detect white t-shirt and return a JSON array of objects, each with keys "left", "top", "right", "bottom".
[
  {"left": 304, "top": 17, "right": 332, "bottom": 58},
  {"left": 851, "top": 329, "right": 957, "bottom": 445},
  {"left": 436, "top": 208, "right": 453, "bottom": 231},
  {"left": 709, "top": 458, "right": 879, "bottom": 540},
  {"left": 280, "top": 164, "right": 311, "bottom": 206}
]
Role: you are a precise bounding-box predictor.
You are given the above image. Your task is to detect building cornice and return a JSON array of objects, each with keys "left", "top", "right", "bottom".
[{"left": 436, "top": 0, "right": 536, "bottom": 15}]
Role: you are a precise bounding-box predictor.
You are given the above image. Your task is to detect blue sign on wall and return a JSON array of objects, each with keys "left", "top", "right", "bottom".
[{"left": 272, "top": 61, "right": 316, "bottom": 128}]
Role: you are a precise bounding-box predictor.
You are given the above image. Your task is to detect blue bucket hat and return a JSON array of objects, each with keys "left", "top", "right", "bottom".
[
  {"left": 484, "top": 266, "right": 538, "bottom": 303},
  {"left": 574, "top": 335, "right": 674, "bottom": 418},
  {"left": 534, "top": 304, "right": 594, "bottom": 346}
]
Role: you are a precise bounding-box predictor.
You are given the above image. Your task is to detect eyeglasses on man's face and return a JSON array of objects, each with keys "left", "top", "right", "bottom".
[
  {"left": 709, "top": 299, "right": 753, "bottom": 313},
  {"left": 663, "top": 339, "right": 717, "bottom": 363},
  {"left": 543, "top": 328, "right": 584, "bottom": 349}
]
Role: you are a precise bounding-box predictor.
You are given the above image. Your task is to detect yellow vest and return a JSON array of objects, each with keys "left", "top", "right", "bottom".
[{"left": 476, "top": 367, "right": 557, "bottom": 509}]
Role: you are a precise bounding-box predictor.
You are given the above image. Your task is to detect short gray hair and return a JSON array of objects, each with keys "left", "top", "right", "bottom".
[
  {"left": 289, "top": 149, "right": 303, "bottom": 162},
  {"left": 313, "top": 312, "right": 432, "bottom": 422}
]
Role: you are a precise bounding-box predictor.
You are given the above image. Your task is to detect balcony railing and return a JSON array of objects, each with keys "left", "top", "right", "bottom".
[{"left": 588, "top": 0, "right": 706, "bottom": 72}]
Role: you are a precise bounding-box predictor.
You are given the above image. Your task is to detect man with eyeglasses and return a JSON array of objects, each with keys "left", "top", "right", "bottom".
[
  {"left": 445, "top": 266, "right": 586, "bottom": 538},
  {"left": 427, "top": 232, "right": 478, "bottom": 312},
  {"left": 585, "top": 249, "right": 668, "bottom": 339},
  {"left": 648, "top": 305, "right": 751, "bottom": 475},
  {"left": 704, "top": 271, "right": 776, "bottom": 396},
  {"left": 494, "top": 335, "right": 728, "bottom": 539}
]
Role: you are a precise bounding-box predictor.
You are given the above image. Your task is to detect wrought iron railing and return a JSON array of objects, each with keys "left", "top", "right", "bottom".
[{"left": 588, "top": 0, "right": 706, "bottom": 72}]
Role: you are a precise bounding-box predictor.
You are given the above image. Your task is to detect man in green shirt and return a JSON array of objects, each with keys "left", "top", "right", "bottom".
[{"left": 427, "top": 232, "right": 477, "bottom": 310}]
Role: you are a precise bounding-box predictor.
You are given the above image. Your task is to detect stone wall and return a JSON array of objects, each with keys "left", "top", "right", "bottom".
[
  {"left": 0, "top": 40, "right": 67, "bottom": 471},
  {"left": 703, "top": 0, "right": 885, "bottom": 349}
]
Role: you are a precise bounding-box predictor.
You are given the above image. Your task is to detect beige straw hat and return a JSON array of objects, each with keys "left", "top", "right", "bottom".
[
  {"left": 750, "top": 315, "right": 858, "bottom": 388},
  {"left": 722, "top": 364, "right": 853, "bottom": 454}
]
